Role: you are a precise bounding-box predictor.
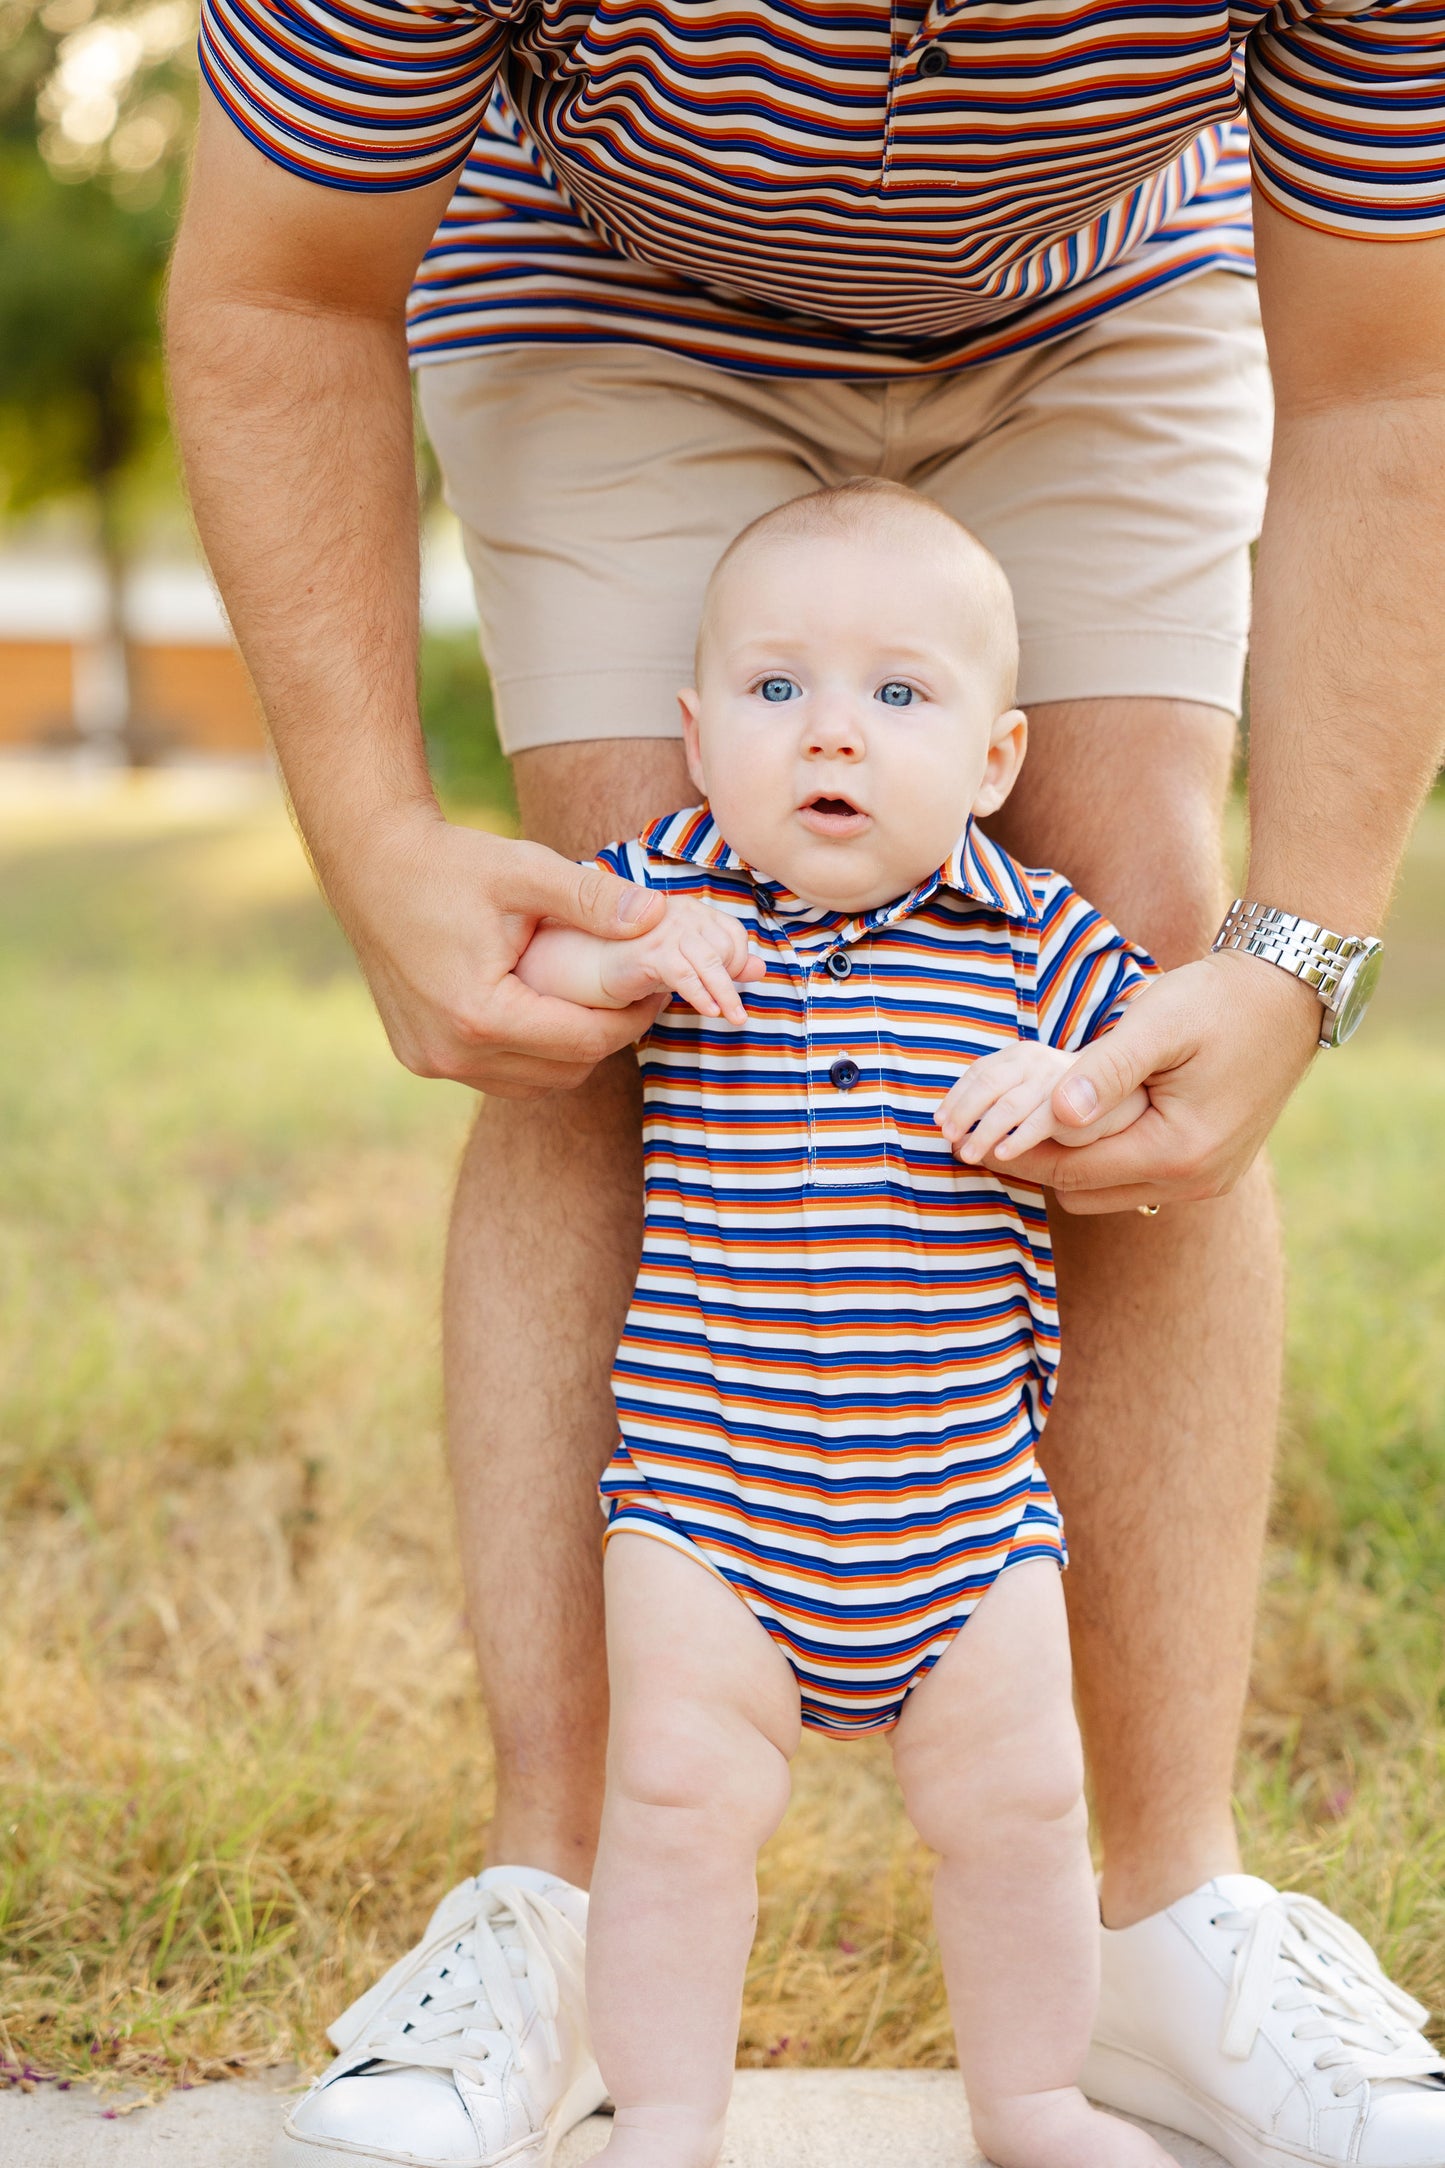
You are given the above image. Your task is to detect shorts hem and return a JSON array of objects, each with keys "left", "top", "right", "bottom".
[
  {"left": 494, "top": 670, "right": 689, "bottom": 757},
  {"left": 1017, "top": 630, "right": 1246, "bottom": 718},
  {"left": 495, "top": 636, "right": 1247, "bottom": 751}
]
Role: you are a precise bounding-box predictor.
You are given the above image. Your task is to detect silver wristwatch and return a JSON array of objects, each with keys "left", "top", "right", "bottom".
[{"left": 1212, "top": 900, "right": 1384, "bottom": 1050}]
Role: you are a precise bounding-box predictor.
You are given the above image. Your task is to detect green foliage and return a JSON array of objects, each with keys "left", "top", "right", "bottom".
[
  {"left": 420, "top": 631, "right": 516, "bottom": 817},
  {"left": 0, "top": 0, "right": 193, "bottom": 514},
  {"left": 0, "top": 146, "right": 172, "bottom": 512}
]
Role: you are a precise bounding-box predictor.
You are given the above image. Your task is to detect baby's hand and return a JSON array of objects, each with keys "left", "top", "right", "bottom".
[
  {"left": 935, "top": 1042, "right": 1149, "bottom": 1168},
  {"left": 597, "top": 896, "right": 767, "bottom": 1024}
]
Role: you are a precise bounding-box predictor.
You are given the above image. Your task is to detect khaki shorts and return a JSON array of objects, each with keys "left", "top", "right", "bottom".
[{"left": 418, "top": 272, "right": 1271, "bottom": 758}]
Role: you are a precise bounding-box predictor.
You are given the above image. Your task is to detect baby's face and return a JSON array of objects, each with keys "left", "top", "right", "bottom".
[{"left": 680, "top": 528, "right": 1027, "bottom": 914}]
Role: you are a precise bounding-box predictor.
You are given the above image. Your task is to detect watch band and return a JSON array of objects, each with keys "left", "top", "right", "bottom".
[
  {"left": 1212, "top": 899, "right": 1368, "bottom": 1006},
  {"left": 1212, "top": 900, "right": 1384, "bottom": 1049}
]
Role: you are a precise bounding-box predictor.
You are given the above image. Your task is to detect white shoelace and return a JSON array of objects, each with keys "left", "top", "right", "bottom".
[
  {"left": 326, "top": 1880, "right": 581, "bottom": 2090},
  {"left": 1216, "top": 1893, "right": 1445, "bottom": 2098}
]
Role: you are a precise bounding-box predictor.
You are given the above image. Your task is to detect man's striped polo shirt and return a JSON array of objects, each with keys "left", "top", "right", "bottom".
[
  {"left": 201, "top": 0, "right": 1445, "bottom": 379},
  {"left": 592, "top": 806, "right": 1154, "bottom": 1735}
]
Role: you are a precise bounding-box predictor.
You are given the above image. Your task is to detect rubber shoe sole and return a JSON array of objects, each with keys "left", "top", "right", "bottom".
[
  {"left": 270, "top": 2063, "right": 609, "bottom": 2168},
  {"left": 1086, "top": 2038, "right": 1376, "bottom": 2168}
]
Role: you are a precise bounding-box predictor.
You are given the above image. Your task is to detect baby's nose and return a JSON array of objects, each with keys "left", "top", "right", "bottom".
[{"left": 806, "top": 704, "right": 864, "bottom": 758}]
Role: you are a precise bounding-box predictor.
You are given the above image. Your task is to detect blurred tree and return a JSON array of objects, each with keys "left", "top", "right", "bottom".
[
  {"left": 0, "top": 0, "right": 512, "bottom": 795},
  {"left": 0, "top": 0, "right": 193, "bottom": 758}
]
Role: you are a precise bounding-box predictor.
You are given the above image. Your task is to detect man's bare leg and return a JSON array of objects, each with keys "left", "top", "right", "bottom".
[
  {"left": 444, "top": 739, "right": 691, "bottom": 1883},
  {"left": 986, "top": 696, "right": 1282, "bottom": 1931}
]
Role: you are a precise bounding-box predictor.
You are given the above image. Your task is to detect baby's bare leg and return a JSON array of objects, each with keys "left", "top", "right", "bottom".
[
  {"left": 891, "top": 1561, "right": 1174, "bottom": 2168},
  {"left": 588, "top": 1534, "right": 802, "bottom": 2168}
]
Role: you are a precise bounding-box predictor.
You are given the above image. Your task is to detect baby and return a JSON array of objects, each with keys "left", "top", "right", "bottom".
[{"left": 517, "top": 479, "right": 1168, "bottom": 2168}]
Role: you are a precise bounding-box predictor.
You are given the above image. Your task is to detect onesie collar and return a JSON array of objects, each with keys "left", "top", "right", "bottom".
[{"left": 639, "top": 803, "right": 1040, "bottom": 929}]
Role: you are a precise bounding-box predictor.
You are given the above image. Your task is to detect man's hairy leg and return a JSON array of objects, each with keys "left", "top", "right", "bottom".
[
  {"left": 986, "top": 697, "right": 1282, "bottom": 1930},
  {"left": 447, "top": 739, "right": 692, "bottom": 1882}
]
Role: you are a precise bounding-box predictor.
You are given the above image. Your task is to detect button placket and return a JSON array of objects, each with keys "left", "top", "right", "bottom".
[
  {"left": 804, "top": 945, "right": 891, "bottom": 1191},
  {"left": 884, "top": 0, "right": 959, "bottom": 194},
  {"left": 880, "top": 0, "right": 926, "bottom": 189},
  {"left": 750, "top": 902, "right": 819, "bottom": 1190}
]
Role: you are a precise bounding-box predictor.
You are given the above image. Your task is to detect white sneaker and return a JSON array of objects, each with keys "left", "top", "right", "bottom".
[
  {"left": 1083, "top": 1873, "right": 1445, "bottom": 2167},
  {"left": 272, "top": 1866, "right": 607, "bottom": 2168}
]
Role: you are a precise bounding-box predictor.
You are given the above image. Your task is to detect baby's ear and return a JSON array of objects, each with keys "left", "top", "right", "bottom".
[
  {"left": 678, "top": 690, "right": 708, "bottom": 795},
  {"left": 972, "top": 706, "right": 1028, "bottom": 817}
]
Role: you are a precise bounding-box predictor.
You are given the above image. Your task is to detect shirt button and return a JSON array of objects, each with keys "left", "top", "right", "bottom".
[
  {"left": 826, "top": 950, "right": 853, "bottom": 980},
  {"left": 829, "top": 1057, "right": 861, "bottom": 1091},
  {"left": 918, "top": 42, "right": 949, "bottom": 74}
]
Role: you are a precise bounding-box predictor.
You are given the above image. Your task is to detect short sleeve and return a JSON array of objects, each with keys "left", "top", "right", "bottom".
[
  {"left": 1034, "top": 877, "right": 1157, "bottom": 1053},
  {"left": 1243, "top": 0, "right": 1445, "bottom": 240},
  {"left": 592, "top": 839, "right": 664, "bottom": 886},
  {"left": 199, "top": 0, "right": 506, "bottom": 193}
]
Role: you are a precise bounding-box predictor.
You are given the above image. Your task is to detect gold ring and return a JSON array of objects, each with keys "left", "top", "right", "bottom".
[{"left": 1137, "top": 1204, "right": 1160, "bottom": 1217}]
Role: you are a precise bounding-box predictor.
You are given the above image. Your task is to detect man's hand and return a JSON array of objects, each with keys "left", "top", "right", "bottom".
[
  {"left": 995, "top": 950, "right": 1323, "bottom": 1213},
  {"left": 995, "top": 207, "right": 1445, "bottom": 1210},
  {"left": 328, "top": 807, "right": 671, "bottom": 1096},
  {"left": 935, "top": 1038, "right": 1148, "bottom": 1168}
]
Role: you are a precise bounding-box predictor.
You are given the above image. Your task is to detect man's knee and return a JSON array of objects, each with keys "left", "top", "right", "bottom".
[
  {"left": 514, "top": 738, "right": 693, "bottom": 859},
  {"left": 444, "top": 1049, "right": 647, "bottom": 1348},
  {"left": 1117, "top": 834, "right": 1229, "bottom": 972},
  {"left": 458, "top": 1044, "right": 644, "bottom": 1195},
  {"left": 989, "top": 697, "right": 1237, "bottom": 969}
]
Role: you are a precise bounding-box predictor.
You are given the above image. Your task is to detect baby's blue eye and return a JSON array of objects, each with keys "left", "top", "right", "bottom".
[
  {"left": 758, "top": 676, "right": 799, "bottom": 703},
  {"left": 877, "top": 681, "right": 916, "bottom": 708}
]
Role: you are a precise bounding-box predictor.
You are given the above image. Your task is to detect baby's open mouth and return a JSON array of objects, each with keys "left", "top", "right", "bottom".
[{"left": 799, "top": 793, "right": 871, "bottom": 837}]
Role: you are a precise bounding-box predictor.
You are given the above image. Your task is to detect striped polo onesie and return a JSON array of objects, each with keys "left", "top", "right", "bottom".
[
  {"left": 594, "top": 806, "right": 1154, "bottom": 1737},
  {"left": 199, "top": 0, "right": 1445, "bottom": 383}
]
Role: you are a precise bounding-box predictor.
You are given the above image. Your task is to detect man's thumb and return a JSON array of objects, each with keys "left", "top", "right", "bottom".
[
  {"left": 520, "top": 847, "right": 667, "bottom": 940},
  {"left": 1052, "top": 1004, "right": 1167, "bottom": 1128}
]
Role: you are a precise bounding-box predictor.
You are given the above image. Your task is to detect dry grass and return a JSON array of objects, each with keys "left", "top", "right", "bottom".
[{"left": 1, "top": 780, "right": 1442, "bottom": 2094}]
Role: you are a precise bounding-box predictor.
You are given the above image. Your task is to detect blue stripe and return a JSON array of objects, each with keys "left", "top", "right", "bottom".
[{"left": 587, "top": 819, "right": 1146, "bottom": 1728}]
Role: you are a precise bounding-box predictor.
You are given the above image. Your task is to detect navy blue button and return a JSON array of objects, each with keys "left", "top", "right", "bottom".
[
  {"left": 918, "top": 42, "right": 949, "bottom": 73},
  {"left": 826, "top": 951, "right": 853, "bottom": 980},
  {"left": 829, "top": 1057, "right": 861, "bottom": 1091}
]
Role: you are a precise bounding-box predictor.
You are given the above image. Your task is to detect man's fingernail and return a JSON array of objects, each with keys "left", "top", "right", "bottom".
[
  {"left": 1062, "top": 1077, "right": 1097, "bottom": 1119},
  {"left": 616, "top": 887, "right": 651, "bottom": 923}
]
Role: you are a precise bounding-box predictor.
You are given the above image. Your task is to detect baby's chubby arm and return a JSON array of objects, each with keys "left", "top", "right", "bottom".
[
  {"left": 516, "top": 890, "right": 767, "bottom": 1026},
  {"left": 936, "top": 1041, "right": 1149, "bottom": 1168}
]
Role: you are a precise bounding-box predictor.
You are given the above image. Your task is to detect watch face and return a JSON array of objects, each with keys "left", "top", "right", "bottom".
[{"left": 1331, "top": 945, "right": 1384, "bottom": 1046}]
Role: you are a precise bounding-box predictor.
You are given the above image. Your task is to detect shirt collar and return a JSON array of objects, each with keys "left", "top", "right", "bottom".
[
  {"left": 640, "top": 804, "right": 1040, "bottom": 930},
  {"left": 942, "top": 818, "right": 1040, "bottom": 926}
]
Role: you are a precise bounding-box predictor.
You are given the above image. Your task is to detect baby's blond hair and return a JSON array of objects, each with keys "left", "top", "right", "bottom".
[{"left": 697, "top": 477, "right": 1019, "bottom": 708}]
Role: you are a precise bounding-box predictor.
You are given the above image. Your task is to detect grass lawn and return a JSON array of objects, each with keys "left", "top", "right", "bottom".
[{"left": 1, "top": 778, "right": 1442, "bottom": 2094}]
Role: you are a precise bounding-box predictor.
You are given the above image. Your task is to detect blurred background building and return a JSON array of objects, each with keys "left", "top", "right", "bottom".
[
  {"left": 0, "top": 517, "right": 482, "bottom": 762},
  {"left": 0, "top": 0, "right": 501, "bottom": 795},
  {"left": 0, "top": 530, "right": 260, "bottom": 754}
]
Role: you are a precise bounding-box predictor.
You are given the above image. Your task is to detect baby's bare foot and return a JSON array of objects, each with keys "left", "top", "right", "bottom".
[
  {"left": 592, "top": 2103, "right": 726, "bottom": 2168},
  {"left": 973, "top": 2084, "right": 1176, "bottom": 2168}
]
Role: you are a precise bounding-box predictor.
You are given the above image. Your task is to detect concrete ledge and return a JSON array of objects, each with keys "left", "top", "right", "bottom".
[{"left": 0, "top": 2068, "right": 1227, "bottom": 2167}]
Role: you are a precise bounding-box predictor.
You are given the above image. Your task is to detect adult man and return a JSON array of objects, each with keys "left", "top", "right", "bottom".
[{"left": 165, "top": 0, "right": 1445, "bottom": 2158}]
